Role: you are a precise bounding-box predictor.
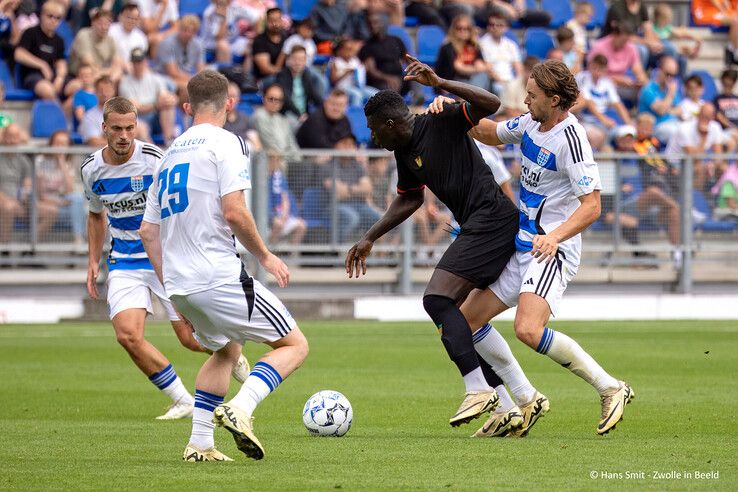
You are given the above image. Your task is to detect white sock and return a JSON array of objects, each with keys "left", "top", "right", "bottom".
[
  {"left": 189, "top": 390, "right": 224, "bottom": 450},
  {"left": 538, "top": 327, "right": 619, "bottom": 395},
  {"left": 229, "top": 361, "right": 282, "bottom": 416},
  {"left": 494, "top": 384, "right": 515, "bottom": 413},
  {"left": 473, "top": 323, "right": 537, "bottom": 405},
  {"left": 148, "top": 364, "right": 193, "bottom": 404},
  {"left": 462, "top": 366, "right": 490, "bottom": 392}
]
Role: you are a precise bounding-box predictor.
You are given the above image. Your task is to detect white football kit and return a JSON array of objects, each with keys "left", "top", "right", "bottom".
[
  {"left": 143, "top": 123, "right": 296, "bottom": 351},
  {"left": 81, "top": 140, "right": 178, "bottom": 320},
  {"left": 491, "top": 113, "right": 602, "bottom": 315}
]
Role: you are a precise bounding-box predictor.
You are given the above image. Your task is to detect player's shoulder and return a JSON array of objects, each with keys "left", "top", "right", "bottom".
[
  {"left": 559, "top": 115, "right": 590, "bottom": 163},
  {"left": 502, "top": 112, "right": 532, "bottom": 131},
  {"left": 80, "top": 149, "right": 103, "bottom": 180},
  {"left": 139, "top": 140, "right": 164, "bottom": 161},
  {"left": 214, "top": 126, "right": 249, "bottom": 157}
]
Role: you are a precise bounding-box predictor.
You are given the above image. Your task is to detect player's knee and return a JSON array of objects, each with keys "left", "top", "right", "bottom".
[
  {"left": 422, "top": 294, "right": 452, "bottom": 323},
  {"left": 292, "top": 329, "right": 310, "bottom": 364},
  {"left": 513, "top": 320, "right": 542, "bottom": 349},
  {"left": 115, "top": 329, "right": 143, "bottom": 351}
]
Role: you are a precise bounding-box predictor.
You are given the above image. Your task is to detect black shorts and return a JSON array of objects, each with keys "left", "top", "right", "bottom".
[
  {"left": 436, "top": 214, "right": 518, "bottom": 289},
  {"left": 22, "top": 73, "right": 45, "bottom": 91}
]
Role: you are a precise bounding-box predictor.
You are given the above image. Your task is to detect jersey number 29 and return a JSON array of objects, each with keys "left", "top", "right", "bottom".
[{"left": 157, "top": 163, "right": 190, "bottom": 219}]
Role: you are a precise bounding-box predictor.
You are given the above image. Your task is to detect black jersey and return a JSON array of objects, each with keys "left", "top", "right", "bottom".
[{"left": 394, "top": 102, "right": 518, "bottom": 232}]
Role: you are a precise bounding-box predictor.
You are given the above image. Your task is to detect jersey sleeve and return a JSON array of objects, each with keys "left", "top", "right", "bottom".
[
  {"left": 496, "top": 113, "right": 530, "bottom": 144},
  {"left": 394, "top": 153, "right": 425, "bottom": 194},
  {"left": 216, "top": 133, "right": 252, "bottom": 197},
  {"left": 142, "top": 166, "right": 162, "bottom": 225},
  {"left": 434, "top": 102, "right": 480, "bottom": 134},
  {"left": 80, "top": 160, "right": 104, "bottom": 214},
  {"left": 562, "top": 124, "right": 601, "bottom": 197}
]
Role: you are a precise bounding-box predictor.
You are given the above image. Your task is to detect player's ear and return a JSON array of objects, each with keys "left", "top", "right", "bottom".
[
  {"left": 183, "top": 102, "right": 193, "bottom": 117},
  {"left": 551, "top": 94, "right": 561, "bottom": 108}
]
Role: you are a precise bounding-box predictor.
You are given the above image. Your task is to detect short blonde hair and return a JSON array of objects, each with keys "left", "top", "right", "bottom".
[
  {"left": 180, "top": 14, "right": 201, "bottom": 31},
  {"left": 103, "top": 96, "right": 138, "bottom": 122},
  {"left": 636, "top": 112, "right": 656, "bottom": 125}
]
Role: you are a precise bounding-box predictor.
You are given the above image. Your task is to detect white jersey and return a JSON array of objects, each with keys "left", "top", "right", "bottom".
[
  {"left": 475, "top": 141, "right": 512, "bottom": 185},
  {"left": 143, "top": 123, "right": 251, "bottom": 296},
  {"left": 496, "top": 112, "right": 601, "bottom": 265},
  {"left": 81, "top": 140, "right": 164, "bottom": 271}
]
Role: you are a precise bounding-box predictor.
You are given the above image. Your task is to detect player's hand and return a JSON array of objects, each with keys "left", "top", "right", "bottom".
[
  {"left": 426, "top": 95, "right": 455, "bottom": 114},
  {"left": 345, "top": 239, "right": 374, "bottom": 278},
  {"left": 261, "top": 253, "right": 290, "bottom": 288},
  {"left": 531, "top": 234, "right": 559, "bottom": 264},
  {"left": 404, "top": 54, "right": 442, "bottom": 87},
  {"left": 86, "top": 262, "right": 100, "bottom": 299}
]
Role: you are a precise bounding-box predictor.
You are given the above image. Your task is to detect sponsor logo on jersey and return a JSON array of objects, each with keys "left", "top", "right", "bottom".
[
  {"left": 239, "top": 169, "right": 250, "bottom": 181},
  {"left": 415, "top": 156, "right": 423, "bottom": 168},
  {"left": 520, "top": 165, "right": 541, "bottom": 188},
  {"left": 537, "top": 148, "right": 551, "bottom": 168},
  {"left": 92, "top": 181, "right": 106, "bottom": 194},
  {"left": 577, "top": 176, "right": 593, "bottom": 187},
  {"left": 506, "top": 116, "right": 520, "bottom": 130},
  {"left": 131, "top": 175, "right": 145, "bottom": 192}
]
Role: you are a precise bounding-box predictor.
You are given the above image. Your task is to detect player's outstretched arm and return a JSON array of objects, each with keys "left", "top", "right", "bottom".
[
  {"left": 86, "top": 211, "right": 106, "bottom": 299},
  {"left": 346, "top": 188, "right": 425, "bottom": 278},
  {"left": 222, "top": 190, "right": 289, "bottom": 288},
  {"left": 426, "top": 95, "right": 503, "bottom": 146},
  {"left": 404, "top": 54, "right": 500, "bottom": 120}
]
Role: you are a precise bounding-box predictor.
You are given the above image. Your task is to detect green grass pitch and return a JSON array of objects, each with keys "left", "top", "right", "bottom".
[{"left": 1, "top": 320, "right": 736, "bottom": 490}]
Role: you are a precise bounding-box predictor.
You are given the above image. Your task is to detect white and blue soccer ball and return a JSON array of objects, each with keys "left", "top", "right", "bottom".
[{"left": 303, "top": 390, "right": 353, "bottom": 437}]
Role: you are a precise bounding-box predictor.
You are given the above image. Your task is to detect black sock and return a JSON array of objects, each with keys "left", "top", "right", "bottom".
[
  {"left": 477, "top": 354, "right": 503, "bottom": 387},
  {"left": 423, "top": 294, "right": 479, "bottom": 376}
]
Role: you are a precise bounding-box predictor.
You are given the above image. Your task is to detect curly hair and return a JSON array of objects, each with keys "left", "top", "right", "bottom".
[
  {"left": 364, "top": 90, "right": 409, "bottom": 121},
  {"left": 530, "top": 59, "right": 579, "bottom": 111}
]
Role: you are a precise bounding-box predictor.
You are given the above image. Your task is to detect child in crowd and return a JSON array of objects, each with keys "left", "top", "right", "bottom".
[
  {"left": 71, "top": 64, "right": 97, "bottom": 125},
  {"left": 328, "top": 39, "right": 377, "bottom": 106},
  {"left": 556, "top": 25, "right": 583, "bottom": 74},
  {"left": 678, "top": 74, "right": 705, "bottom": 122},
  {"left": 566, "top": 1, "right": 593, "bottom": 54},
  {"left": 653, "top": 3, "right": 702, "bottom": 59}
]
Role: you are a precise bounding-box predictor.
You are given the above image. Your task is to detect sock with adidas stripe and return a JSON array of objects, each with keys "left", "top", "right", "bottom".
[
  {"left": 229, "top": 361, "right": 283, "bottom": 416},
  {"left": 189, "top": 389, "right": 224, "bottom": 450},
  {"left": 148, "top": 363, "right": 193, "bottom": 404}
]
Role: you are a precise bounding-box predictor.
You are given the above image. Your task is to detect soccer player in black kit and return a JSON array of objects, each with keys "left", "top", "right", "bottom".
[{"left": 345, "top": 55, "right": 543, "bottom": 436}]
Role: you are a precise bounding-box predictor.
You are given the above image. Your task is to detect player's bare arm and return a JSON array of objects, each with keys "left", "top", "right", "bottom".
[
  {"left": 426, "top": 95, "right": 503, "bottom": 146},
  {"left": 531, "top": 191, "right": 601, "bottom": 263},
  {"left": 222, "top": 190, "right": 290, "bottom": 288},
  {"left": 139, "top": 221, "right": 165, "bottom": 285},
  {"left": 86, "top": 210, "right": 106, "bottom": 299},
  {"left": 346, "top": 188, "right": 425, "bottom": 278}
]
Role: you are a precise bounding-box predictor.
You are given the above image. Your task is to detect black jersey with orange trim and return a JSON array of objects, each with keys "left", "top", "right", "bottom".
[{"left": 394, "top": 102, "right": 518, "bottom": 230}]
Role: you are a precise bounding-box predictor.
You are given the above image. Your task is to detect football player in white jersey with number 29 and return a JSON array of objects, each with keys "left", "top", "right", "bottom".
[
  {"left": 430, "top": 60, "right": 634, "bottom": 436},
  {"left": 82, "top": 97, "right": 249, "bottom": 422},
  {"left": 140, "top": 70, "right": 309, "bottom": 462}
]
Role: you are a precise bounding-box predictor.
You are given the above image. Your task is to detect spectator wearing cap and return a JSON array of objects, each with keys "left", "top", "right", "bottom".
[
  {"left": 69, "top": 8, "right": 124, "bottom": 83},
  {"left": 252, "top": 7, "right": 285, "bottom": 84},
  {"left": 296, "top": 88, "right": 352, "bottom": 149},
  {"left": 637, "top": 55, "right": 682, "bottom": 142},
  {"left": 202, "top": 0, "right": 250, "bottom": 65},
  {"left": 119, "top": 47, "right": 178, "bottom": 144},
  {"left": 153, "top": 15, "right": 205, "bottom": 92},
  {"left": 138, "top": 0, "right": 179, "bottom": 57},
  {"left": 78, "top": 75, "right": 117, "bottom": 146},
  {"left": 276, "top": 45, "right": 324, "bottom": 123},
  {"left": 109, "top": 3, "right": 149, "bottom": 74},
  {"left": 588, "top": 22, "right": 648, "bottom": 103},
  {"left": 13, "top": 0, "right": 69, "bottom": 100}
]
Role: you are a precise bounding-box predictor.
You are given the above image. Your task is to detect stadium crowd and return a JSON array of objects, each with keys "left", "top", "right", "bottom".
[{"left": 1, "top": 0, "right": 738, "bottom": 254}]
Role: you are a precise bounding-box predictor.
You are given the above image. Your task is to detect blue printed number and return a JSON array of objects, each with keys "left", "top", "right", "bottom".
[{"left": 158, "top": 163, "right": 190, "bottom": 219}]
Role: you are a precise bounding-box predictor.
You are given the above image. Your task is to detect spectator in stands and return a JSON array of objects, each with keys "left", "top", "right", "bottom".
[
  {"left": 252, "top": 7, "right": 285, "bottom": 84},
  {"left": 715, "top": 68, "right": 738, "bottom": 146},
  {"left": 566, "top": 1, "right": 593, "bottom": 54},
  {"left": 499, "top": 54, "right": 537, "bottom": 119},
  {"left": 652, "top": 3, "right": 701, "bottom": 71},
  {"left": 297, "top": 88, "right": 352, "bottom": 148},
  {"left": 268, "top": 155, "right": 307, "bottom": 246},
  {"left": 588, "top": 22, "right": 648, "bottom": 102},
  {"left": 0, "top": 123, "right": 58, "bottom": 244},
  {"left": 276, "top": 45, "right": 324, "bottom": 122},
  {"left": 366, "top": 155, "right": 393, "bottom": 213},
  {"left": 69, "top": 8, "right": 124, "bottom": 84},
  {"left": 310, "top": 0, "right": 348, "bottom": 49},
  {"left": 405, "top": 0, "right": 446, "bottom": 28},
  {"left": 224, "top": 81, "right": 261, "bottom": 150},
  {"left": 71, "top": 64, "right": 97, "bottom": 125},
  {"left": 252, "top": 83, "right": 301, "bottom": 162},
  {"left": 153, "top": 15, "right": 205, "bottom": 93},
  {"left": 556, "top": 26, "right": 583, "bottom": 75},
  {"left": 478, "top": 11, "right": 521, "bottom": 96},
  {"left": 279, "top": 18, "right": 325, "bottom": 95},
  {"left": 202, "top": 0, "right": 249, "bottom": 65},
  {"left": 0, "top": 81, "right": 15, "bottom": 139},
  {"left": 14, "top": 0, "right": 38, "bottom": 33},
  {"left": 572, "top": 54, "right": 632, "bottom": 151},
  {"left": 329, "top": 38, "right": 377, "bottom": 106},
  {"left": 0, "top": 0, "right": 22, "bottom": 60},
  {"left": 435, "top": 14, "right": 490, "bottom": 91},
  {"left": 14, "top": 0, "right": 68, "bottom": 100},
  {"left": 109, "top": 2, "right": 148, "bottom": 74},
  {"left": 638, "top": 55, "right": 682, "bottom": 142},
  {"left": 321, "top": 135, "right": 381, "bottom": 242},
  {"left": 666, "top": 103, "right": 725, "bottom": 192},
  {"left": 34, "top": 130, "right": 86, "bottom": 248},
  {"left": 77, "top": 0, "right": 125, "bottom": 29},
  {"left": 78, "top": 75, "right": 116, "bottom": 146},
  {"left": 344, "top": 0, "right": 370, "bottom": 41},
  {"left": 139, "top": 0, "right": 179, "bottom": 57},
  {"left": 369, "top": 0, "right": 405, "bottom": 27},
  {"left": 119, "top": 47, "right": 178, "bottom": 144},
  {"left": 712, "top": 161, "right": 738, "bottom": 220},
  {"left": 602, "top": 0, "right": 662, "bottom": 69},
  {"left": 678, "top": 74, "right": 705, "bottom": 122}
]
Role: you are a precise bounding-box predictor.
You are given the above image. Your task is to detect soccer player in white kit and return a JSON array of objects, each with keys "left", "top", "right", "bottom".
[
  {"left": 140, "top": 70, "right": 309, "bottom": 462},
  {"left": 82, "top": 97, "right": 249, "bottom": 421},
  {"left": 431, "top": 60, "right": 634, "bottom": 436}
]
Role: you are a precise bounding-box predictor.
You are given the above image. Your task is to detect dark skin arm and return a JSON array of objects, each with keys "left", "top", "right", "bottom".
[
  {"left": 403, "top": 54, "right": 500, "bottom": 121},
  {"left": 345, "top": 188, "right": 425, "bottom": 278}
]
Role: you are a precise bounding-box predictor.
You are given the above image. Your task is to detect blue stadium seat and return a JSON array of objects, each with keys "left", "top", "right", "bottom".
[
  {"left": 504, "top": 30, "right": 520, "bottom": 46},
  {"left": 586, "top": 0, "right": 608, "bottom": 30},
  {"left": 0, "top": 59, "right": 34, "bottom": 101},
  {"left": 313, "top": 54, "right": 330, "bottom": 65},
  {"left": 179, "top": 0, "right": 210, "bottom": 17},
  {"left": 693, "top": 190, "right": 738, "bottom": 232},
  {"left": 31, "top": 100, "right": 68, "bottom": 138},
  {"left": 388, "top": 25, "right": 415, "bottom": 56},
  {"left": 541, "top": 0, "right": 573, "bottom": 28},
  {"left": 524, "top": 28, "right": 555, "bottom": 59},
  {"left": 416, "top": 25, "right": 445, "bottom": 65},
  {"left": 241, "top": 93, "right": 263, "bottom": 105},
  {"left": 346, "top": 106, "right": 371, "bottom": 145},
  {"left": 237, "top": 101, "right": 254, "bottom": 116},
  {"left": 301, "top": 187, "right": 330, "bottom": 230},
  {"left": 290, "top": 0, "right": 317, "bottom": 21},
  {"left": 689, "top": 70, "right": 718, "bottom": 102},
  {"left": 404, "top": 16, "right": 418, "bottom": 27},
  {"left": 56, "top": 20, "right": 74, "bottom": 57}
]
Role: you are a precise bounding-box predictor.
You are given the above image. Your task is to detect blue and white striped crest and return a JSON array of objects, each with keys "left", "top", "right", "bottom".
[
  {"left": 537, "top": 148, "right": 551, "bottom": 168},
  {"left": 130, "top": 175, "right": 145, "bottom": 192}
]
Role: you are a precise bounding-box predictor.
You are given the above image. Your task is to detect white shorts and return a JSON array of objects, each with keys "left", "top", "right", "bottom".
[
  {"left": 106, "top": 269, "right": 179, "bottom": 321},
  {"left": 170, "top": 276, "right": 296, "bottom": 352},
  {"left": 489, "top": 250, "right": 578, "bottom": 317}
]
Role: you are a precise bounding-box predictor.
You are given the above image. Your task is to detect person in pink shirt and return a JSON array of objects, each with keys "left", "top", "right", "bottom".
[{"left": 588, "top": 22, "right": 647, "bottom": 102}]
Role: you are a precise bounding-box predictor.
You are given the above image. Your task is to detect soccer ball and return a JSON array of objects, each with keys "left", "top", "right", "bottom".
[{"left": 302, "top": 390, "right": 353, "bottom": 437}]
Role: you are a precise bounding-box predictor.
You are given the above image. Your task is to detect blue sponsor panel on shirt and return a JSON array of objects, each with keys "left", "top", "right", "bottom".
[{"left": 521, "top": 132, "right": 558, "bottom": 172}]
